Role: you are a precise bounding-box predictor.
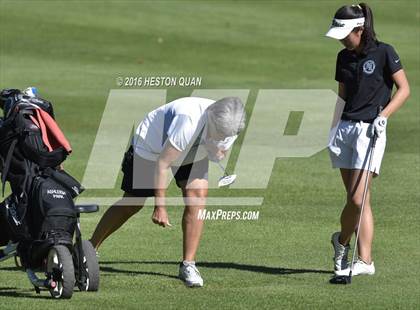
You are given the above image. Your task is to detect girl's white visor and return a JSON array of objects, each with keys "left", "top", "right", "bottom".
[{"left": 325, "top": 18, "right": 365, "bottom": 40}]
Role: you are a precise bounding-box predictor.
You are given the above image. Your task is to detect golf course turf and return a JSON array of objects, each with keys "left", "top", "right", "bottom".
[{"left": 0, "top": 0, "right": 419, "bottom": 308}]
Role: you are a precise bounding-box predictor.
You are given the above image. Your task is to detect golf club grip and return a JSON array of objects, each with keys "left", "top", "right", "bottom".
[
  {"left": 217, "top": 162, "right": 228, "bottom": 177},
  {"left": 371, "top": 132, "right": 378, "bottom": 148},
  {"left": 372, "top": 106, "right": 382, "bottom": 149}
]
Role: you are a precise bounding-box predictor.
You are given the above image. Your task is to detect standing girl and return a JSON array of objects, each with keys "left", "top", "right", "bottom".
[{"left": 325, "top": 3, "right": 410, "bottom": 276}]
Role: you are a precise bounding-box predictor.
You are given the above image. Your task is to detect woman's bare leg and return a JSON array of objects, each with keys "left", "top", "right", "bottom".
[
  {"left": 90, "top": 193, "right": 146, "bottom": 250},
  {"left": 339, "top": 168, "right": 374, "bottom": 263},
  {"left": 181, "top": 179, "right": 208, "bottom": 262}
]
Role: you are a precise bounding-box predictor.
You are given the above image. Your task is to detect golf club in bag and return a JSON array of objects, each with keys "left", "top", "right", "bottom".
[
  {"left": 330, "top": 131, "right": 378, "bottom": 285},
  {"left": 0, "top": 88, "right": 100, "bottom": 298}
]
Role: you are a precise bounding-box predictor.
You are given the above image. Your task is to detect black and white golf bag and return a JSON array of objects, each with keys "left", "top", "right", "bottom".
[{"left": 0, "top": 89, "right": 84, "bottom": 268}]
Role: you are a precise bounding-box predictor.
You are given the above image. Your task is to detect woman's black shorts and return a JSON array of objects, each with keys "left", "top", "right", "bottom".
[{"left": 121, "top": 147, "right": 208, "bottom": 197}]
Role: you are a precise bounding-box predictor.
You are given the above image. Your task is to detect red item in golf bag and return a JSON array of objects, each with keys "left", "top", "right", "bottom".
[{"left": 29, "top": 108, "right": 72, "bottom": 153}]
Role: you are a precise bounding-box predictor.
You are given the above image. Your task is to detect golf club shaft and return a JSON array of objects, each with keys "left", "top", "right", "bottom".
[
  {"left": 217, "top": 162, "right": 228, "bottom": 177},
  {"left": 349, "top": 134, "right": 378, "bottom": 277}
]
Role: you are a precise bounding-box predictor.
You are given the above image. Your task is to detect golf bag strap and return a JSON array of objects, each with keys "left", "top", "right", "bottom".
[{"left": 1, "top": 138, "right": 18, "bottom": 197}]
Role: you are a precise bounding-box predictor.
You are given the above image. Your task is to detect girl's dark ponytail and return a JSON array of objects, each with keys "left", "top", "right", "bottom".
[
  {"left": 333, "top": 3, "right": 378, "bottom": 49},
  {"left": 358, "top": 3, "right": 377, "bottom": 45}
]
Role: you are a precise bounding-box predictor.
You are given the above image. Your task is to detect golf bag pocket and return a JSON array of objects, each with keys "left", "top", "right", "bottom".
[
  {"left": 0, "top": 215, "right": 9, "bottom": 246},
  {"left": 30, "top": 175, "right": 76, "bottom": 242},
  {"left": 0, "top": 194, "right": 30, "bottom": 242},
  {"left": 41, "top": 207, "right": 76, "bottom": 240},
  {"left": 15, "top": 108, "right": 71, "bottom": 169},
  {"left": 43, "top": 167, "right": 84, "bottom": 198},
  {"left": 20, "top": 130, "right": 68, "bottom": 168}
]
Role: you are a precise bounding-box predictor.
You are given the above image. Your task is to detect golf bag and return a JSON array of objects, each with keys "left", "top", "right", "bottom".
[{"left": 0, "top": 89, "right": 83, "bottom": 268}]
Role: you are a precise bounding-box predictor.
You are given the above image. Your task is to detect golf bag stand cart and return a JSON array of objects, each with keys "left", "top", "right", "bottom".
[{"left": 0, "top": 88, "right": 100, "bottom": 299}]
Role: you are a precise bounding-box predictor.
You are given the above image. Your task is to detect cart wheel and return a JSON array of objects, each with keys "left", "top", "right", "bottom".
[
  {"left": 14, "top": 254, "right": 23, "bottom": 269},
  {"left": 74, "top": 240, "right": 99, "bottom": 292},
  {"left": 46, "top": 245, "right": 75, "bottom": 299}
]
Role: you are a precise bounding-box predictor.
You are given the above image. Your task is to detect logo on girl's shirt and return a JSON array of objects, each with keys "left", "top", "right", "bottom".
[{"left": 363, "top": 60, "right": 376, "bottom": 75}]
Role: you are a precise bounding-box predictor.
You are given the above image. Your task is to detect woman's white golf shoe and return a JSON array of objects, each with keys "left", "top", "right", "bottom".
[
  {"left": 179, "top": 261, "right": 204, "bottom": 287},
  {"left": 331, "top": 232, "right": 350, "bottom": 272},
  {"left": 335, "top": 259, "right": 375, "bottom": 276}
]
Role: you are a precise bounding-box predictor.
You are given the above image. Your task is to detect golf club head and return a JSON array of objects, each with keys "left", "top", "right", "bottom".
[
  {"left": 218, "top": 174, "right": 237, "bottom": 187},
  {"left": 329, "top": 275, "right": 351, "bottom": 285}
]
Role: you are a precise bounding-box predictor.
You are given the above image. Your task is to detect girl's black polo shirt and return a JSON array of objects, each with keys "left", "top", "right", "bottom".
[{"left": 335, "top": 41, "right": 403, "bottom": 122}]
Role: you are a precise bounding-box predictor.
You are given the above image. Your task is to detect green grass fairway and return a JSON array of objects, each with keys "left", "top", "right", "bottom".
[{"left": 1, "top": 0, "right": 419, "bottom": 309}]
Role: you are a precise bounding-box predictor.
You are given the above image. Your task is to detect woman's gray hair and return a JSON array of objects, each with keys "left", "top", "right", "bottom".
[{"left": 206, "top": 97, "right": 246, "bottom": 137}]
